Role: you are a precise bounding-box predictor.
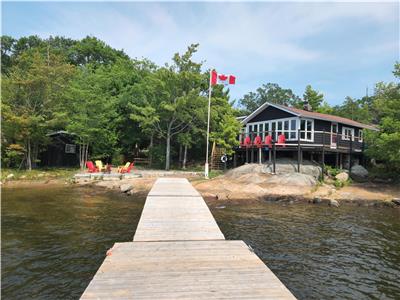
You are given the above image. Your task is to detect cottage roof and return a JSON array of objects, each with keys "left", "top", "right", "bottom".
[{"left": 242, "top": 102, "right": 378, "bottom": 130}]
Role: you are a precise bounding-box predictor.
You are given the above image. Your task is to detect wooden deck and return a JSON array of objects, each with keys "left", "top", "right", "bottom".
[{"left": 81, "top": 178, "right": 296, "bottom": 299}]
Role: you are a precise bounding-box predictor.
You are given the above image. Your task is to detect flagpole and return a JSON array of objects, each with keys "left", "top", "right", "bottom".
[{"left": 205, "top": 70, "right": 212, "bottom": 178}]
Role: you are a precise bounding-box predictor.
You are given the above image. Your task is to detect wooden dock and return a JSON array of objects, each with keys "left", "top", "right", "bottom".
[{"left": 81, "top": 178, "right": 296, "bottom": 299}]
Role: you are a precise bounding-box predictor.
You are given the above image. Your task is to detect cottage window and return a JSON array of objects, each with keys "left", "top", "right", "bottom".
[
  {"left": 259, "top": 123, "right": 264, "bottom": 138},
  {"left": 283, "top": 120, "right": 289, "bottom": 139},
  {"left": 300, "top": 119, "right": 313, "bottom": 141},
  {"left": 342, "top": 127, "right": 354, "bottom": 141},
  {"left": 290, "top": 120, "right": 297, "bottom": 139}
]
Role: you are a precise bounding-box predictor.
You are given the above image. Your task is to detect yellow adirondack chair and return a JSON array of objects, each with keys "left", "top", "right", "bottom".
[
  {"left": 118, "top": 162, "right": 131, "bottom": 173},
  {"left": 95, "top": 160, "right": 107, "bottom": 172}
]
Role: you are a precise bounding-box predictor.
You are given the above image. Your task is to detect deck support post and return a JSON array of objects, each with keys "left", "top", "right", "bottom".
[
  {"left": 246, "top": 148, "right": 249, "bottom": 164},
  {"left": 349, "top": 137, "right": 353, "bottom": 175},
  {"left": 233, "top": 153, "right": 237, "bottom": 168},
  {"left": 335, "top": 152, "right": 339, "bottom": 168},
  {"left": 272, "top": 132, "right": 276, "bottom": 174},
  {"left": 258, "top": 148, "right": 262, "bottom": 165},
  {"left": 321, "top": 130, "right": 325, "bottom": 181},
  {"left": 251, "top": 147, "right": 254, "bottom": 163},
  {"left": 297, "top": 129, "right": 301, "bottom": 172}
]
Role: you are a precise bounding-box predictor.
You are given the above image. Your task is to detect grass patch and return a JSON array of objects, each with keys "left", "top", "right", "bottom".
[{"left": 1, "top": 168, "right": 79, "bottom": 182}]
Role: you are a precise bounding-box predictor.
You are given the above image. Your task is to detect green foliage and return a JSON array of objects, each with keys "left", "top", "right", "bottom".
[
  {"left": 303, "top": 85, "right": 324, "bottom": 110},
  {"left": 3, "top": 34, "right": 398, "bottom": 175},
  {"left": 325, "top": 165, "right": 341, "bottom": 177}
]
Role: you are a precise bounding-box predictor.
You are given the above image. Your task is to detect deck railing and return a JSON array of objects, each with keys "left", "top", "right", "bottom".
[{"left": 237, "top": 129, "right": 364, "bottom": 151}]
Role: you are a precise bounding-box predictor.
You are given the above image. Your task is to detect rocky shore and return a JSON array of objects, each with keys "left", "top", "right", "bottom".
[{"left": 4, "top": 164, "right": 399, "bottom": 208}]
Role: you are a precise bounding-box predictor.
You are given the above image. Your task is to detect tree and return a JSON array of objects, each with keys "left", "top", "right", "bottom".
[
  {"left": 2, "top": 50, "right": 75, "bottom": 170},
  {"left": 130, "top": 44, "right": 207, "bottom": 170},
  {"left": 364, "top": 64, "right": 400, "bottom": 173},
  {"left": 239, "top": 83, "right": 301, "bottom": 114},
  {"left": 303, "top": 85, "right": 324, "bottom": 110}
]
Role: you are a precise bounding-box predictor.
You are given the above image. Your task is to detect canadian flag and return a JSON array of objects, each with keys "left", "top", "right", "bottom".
[{"left": 211, "top": 70, "right": 236, "bottom": 86}]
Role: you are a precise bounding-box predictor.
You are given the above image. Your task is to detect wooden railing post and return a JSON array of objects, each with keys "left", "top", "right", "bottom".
[
  {"left": 349, "top": 134, "right": 353, "bottom": 175},
  {"left": 297, "top": 129, "right": 301, "bottom": 173},
  {"left": 321, "top": 130, "right": 325, "bottom": 181},
  {"left": 272, "top": 130, "right": 276, "bottom": 174}
]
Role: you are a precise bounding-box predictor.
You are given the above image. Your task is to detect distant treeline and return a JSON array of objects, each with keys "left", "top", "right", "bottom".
[{"left": 1, "top": 35, "right": 399, "bottom": 174}]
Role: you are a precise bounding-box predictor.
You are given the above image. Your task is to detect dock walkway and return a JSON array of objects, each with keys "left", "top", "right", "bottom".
[{"left": 81, "top": 178, "right": 296, "bottom": 299}]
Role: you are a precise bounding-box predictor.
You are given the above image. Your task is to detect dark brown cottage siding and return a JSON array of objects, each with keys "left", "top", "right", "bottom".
[
  {"left": 247, "top": 106, "right": 295, "bottom": 123},
  {"left": 243, "top": 104, "right": 365, "bottom": 151}
]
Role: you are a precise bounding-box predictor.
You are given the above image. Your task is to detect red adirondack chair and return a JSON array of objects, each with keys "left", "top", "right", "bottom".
[
  {"left": 244, "top": 136, "right": 252, "bottom": 148},
  {"left": 277, "top": 134, "right": 286, "bottom": 147},
  {"left": 254, "top": 136, "right": 263, "bottom": 148},
  {"left": 86, "top": 161, "right": 98, "bottom": 173},
  {"left": 264, "top": 135, "right": 272, "bottom": 148}
]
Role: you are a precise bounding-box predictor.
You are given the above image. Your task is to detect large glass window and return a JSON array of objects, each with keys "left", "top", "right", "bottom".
[
  {"left": 246, "top": 118, "right": 301, "bottom": 142},
  {"left": 284, "top": 120, "right": 289, "bottom": 139},
  {"left": 342, "top": 127, "right": 354, "bottom": 141},
  {"left": 290, "top": 119, "right": 297, "bottom": 139},
  {"left": 300, "top": 119, "right": 313, "bottom": 141}
]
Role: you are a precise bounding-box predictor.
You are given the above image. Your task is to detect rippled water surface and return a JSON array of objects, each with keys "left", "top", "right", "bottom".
[
  {"left": 2, "top": 186, "right": 400, "bottom": 300},
  {"left": 209, "top": 201, "right": 400, "bottom": 300},
  {"left": 2, "top": 185, "right": 145, "bottom": 299}
]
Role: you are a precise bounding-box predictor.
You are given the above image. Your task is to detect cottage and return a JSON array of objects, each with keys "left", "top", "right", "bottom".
[
  {"left": 40, "top": 131, "right": 79, "bottom": 167},
  {"left": 235, "top": 101, "right": 377, "bottom": 172}
]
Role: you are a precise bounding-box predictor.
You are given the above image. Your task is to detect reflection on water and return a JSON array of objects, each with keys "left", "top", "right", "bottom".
[
  {"left": 210, "top": 201, "right": 400, "bottom": 300},
  {"left": 2, "top": 185, "right": 145, "bottom": 300}
]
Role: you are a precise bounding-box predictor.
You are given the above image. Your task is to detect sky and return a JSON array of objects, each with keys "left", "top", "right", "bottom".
[{"left": 2, "top": 1, "right": 399, "bottom": 105}]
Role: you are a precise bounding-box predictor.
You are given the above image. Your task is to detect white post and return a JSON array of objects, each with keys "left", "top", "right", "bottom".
[{"left": 205, "top": 70, "right": 213, "bottom": 178}]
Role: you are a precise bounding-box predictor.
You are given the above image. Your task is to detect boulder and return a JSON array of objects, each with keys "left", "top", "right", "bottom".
[
  {"left": 392, "top": 198, "right": 400, "bottom": 206},
  {"left": 267, "top": 173, "right": 317, "bottom": 186},
  {"left": 313, "top": 197, "right": 322, "bottom": 204},
  {"left": 120, "top": 184, "right": 133, "bottom": 193},
  {"left": 329, "top": 199, "right": 340, "bottom": 207},
  {"left": 350, "top": 165, "right": 369, "bottom": 181},
  {"left": 335, "top": 172, "right": 349, "bottom": 182},
  {"left": 6, "top": 174, "right": 14, "bottom": 180}
]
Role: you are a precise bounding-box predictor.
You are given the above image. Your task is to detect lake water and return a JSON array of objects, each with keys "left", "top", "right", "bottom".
[{"left": 2, "top": 185, "right": 400, "bottom": 299}]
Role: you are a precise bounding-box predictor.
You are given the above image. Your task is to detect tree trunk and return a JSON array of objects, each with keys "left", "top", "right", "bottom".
[
  {"left": 31, "top": 143, "right": 38, "bottom": 169},
  {"left": 165, "top": 131, "right": 171, "bottom": 171},
  {"left": 179, "top": 145, "right": 183, "bottom": 164},
  {"left": 85, "top": 143, "right": 89, "bottom": 167},
  {"left": 26, "top": 138, "right": 32, "bottom": 171},
  {"left": 182, "top": 145, "right": 188, "bottom": 170},
  {"left": 79, "top": 144, "right": 84, "bottom": 170}
]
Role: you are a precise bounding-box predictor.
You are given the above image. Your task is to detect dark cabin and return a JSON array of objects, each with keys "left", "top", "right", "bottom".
[
  {"left": 39, "top": 131, "right": 79, "bottom": 167},
  {"left": 234, "top": 101, "right": 377, "bottom": 171}
]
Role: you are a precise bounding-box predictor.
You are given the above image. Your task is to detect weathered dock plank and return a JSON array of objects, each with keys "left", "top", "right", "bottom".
[
  {"left": 81, "top": 241, "right": 295, "bottom": 300},
  {"left": 81, "top": 178, "right": 296, "bottom": 299},
  {"left": 147, "top": 178, "right": 200, "bottom": 197},
  {"left": 133, "top": 196, "right": 224, "bottom": 241}
]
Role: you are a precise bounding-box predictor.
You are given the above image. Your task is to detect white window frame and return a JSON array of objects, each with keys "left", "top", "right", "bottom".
[
  {"left": 342, "top": 127, "right": 354, "bottom": 141},
  {"left": 246, "top": 117, "right": 299, "bottom": 141},
  {"left": 299, "top": 118, "right": 314, "bottom": 142}
]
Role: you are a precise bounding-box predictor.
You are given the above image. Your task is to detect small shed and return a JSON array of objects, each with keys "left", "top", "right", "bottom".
[{"left": 40, "top": 131, "right": 79, "bottom": 167}]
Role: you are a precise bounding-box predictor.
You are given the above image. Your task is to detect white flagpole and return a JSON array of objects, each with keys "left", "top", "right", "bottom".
[{"left": 205, "top": 70, "right": 213, "bottom": 178}]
